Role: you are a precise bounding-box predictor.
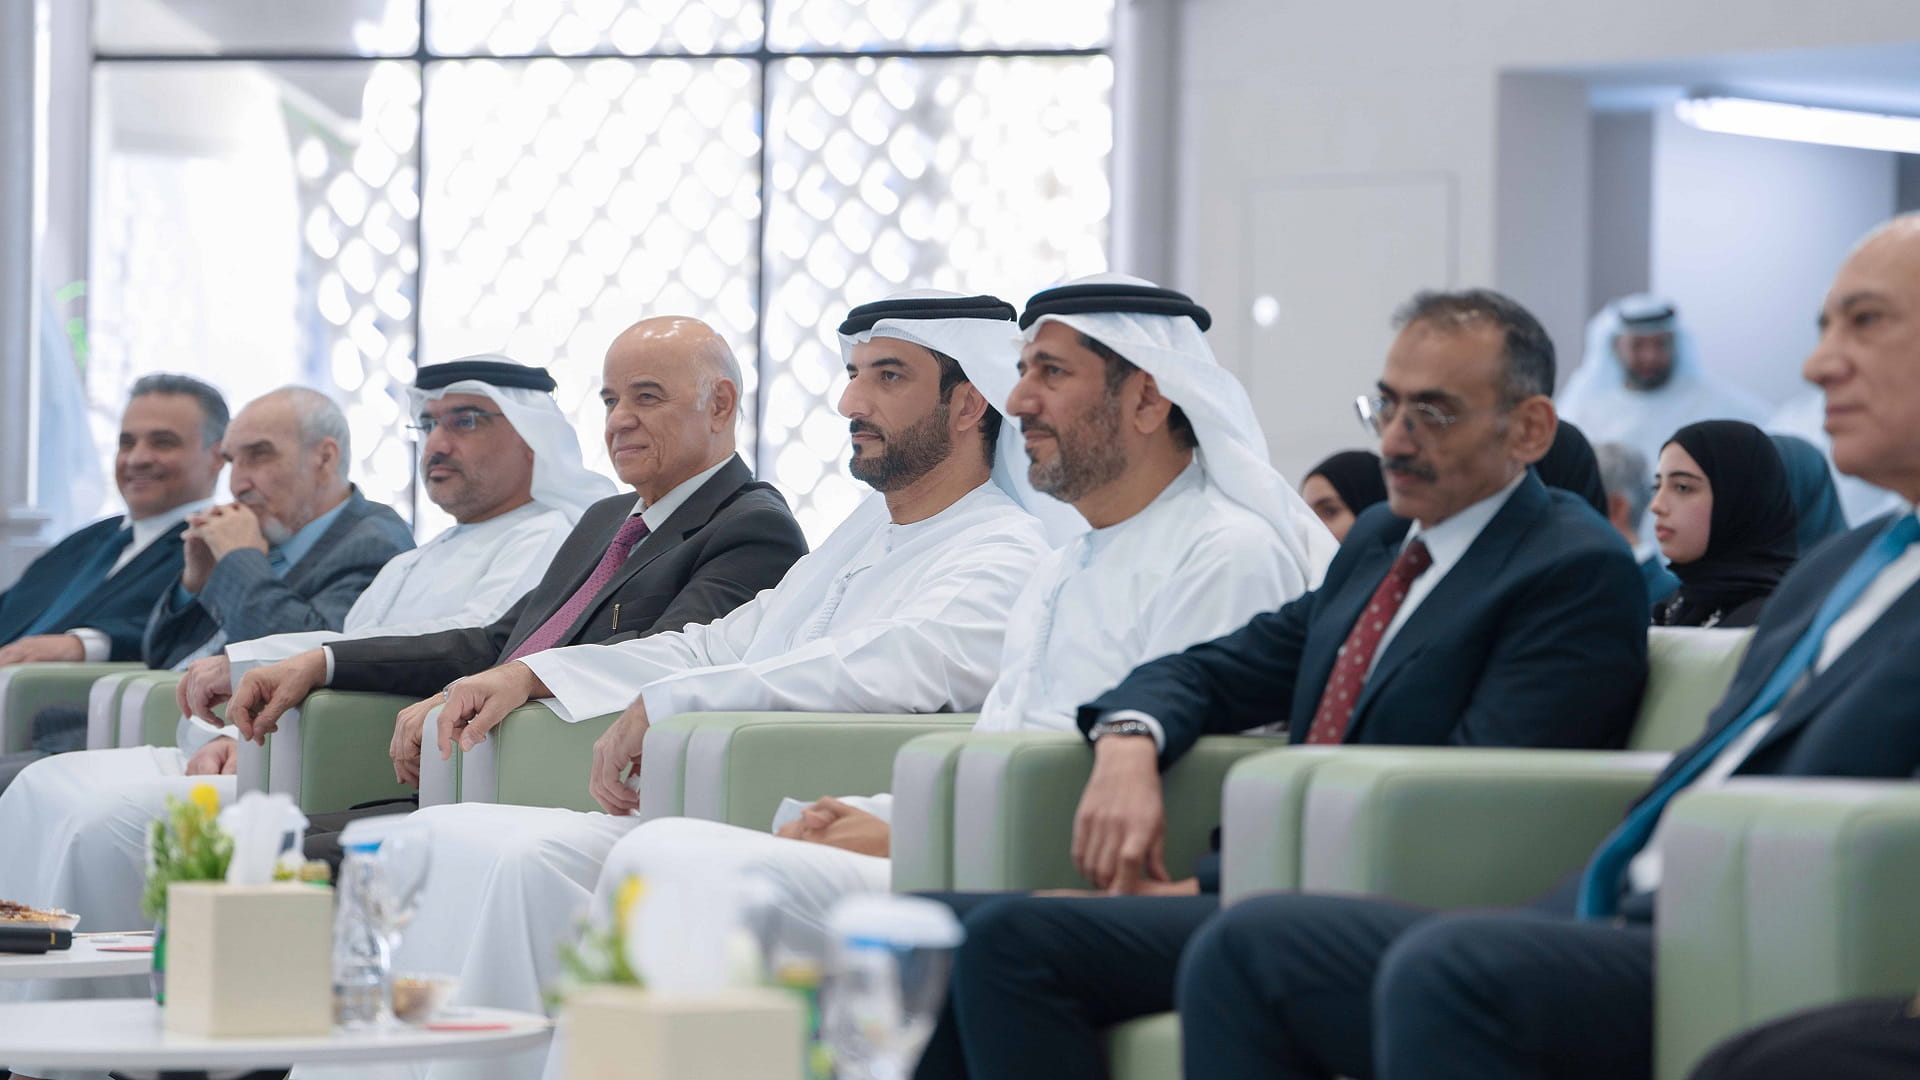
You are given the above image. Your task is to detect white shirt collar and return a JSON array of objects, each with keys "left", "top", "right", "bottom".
[
  {"left": 631, "top": 456, "right": 734, "bottom": 533},
  {"left": 127, "top": 496, "right": 216, "bottom": 551},
  {"left": 1401, "top": 470, "right": 1527, "bottom": 573}
]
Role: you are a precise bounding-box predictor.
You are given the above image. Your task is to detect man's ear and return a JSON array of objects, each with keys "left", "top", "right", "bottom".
[
  {"left": 1131, "top": 372, "right": 1176, "bottom": 437},
  {"left": 948, "top": 381, "right": 990, "bottom": 437},
  {"left": 1510, "top": 398, "right": 1559, "bottom": 466},
  {"left": 708, "top": 378, "right": 740, "bottom": 432}
]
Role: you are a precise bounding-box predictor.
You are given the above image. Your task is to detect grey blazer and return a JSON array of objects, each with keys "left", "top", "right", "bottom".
[
  {"left": 142, "top": 488, "right": 416, "bottom": 670},
  {"left": 326, "top": 454, "right": 808, "bottom": 698}
]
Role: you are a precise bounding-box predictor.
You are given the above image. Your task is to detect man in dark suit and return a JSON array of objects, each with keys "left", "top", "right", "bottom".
[
  {"left": 226, "top": 314, "right": 807, "bottom": 792},
  {"left": 0, "top": 373, "right": 226, "bottom": 665},
  {"left": 141, "top": 386, "right": 415, "bottom": 672},
  {"left": 1163, "top": 214, "right": 1920, "bottom": 1080},
  {"left": 913, "top": 289, "right": 1650, "bottom": 1079}
]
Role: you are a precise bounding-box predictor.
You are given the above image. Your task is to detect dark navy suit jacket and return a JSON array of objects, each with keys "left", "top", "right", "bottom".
[
  {"left": 1080, "top": 471, "right": 1650, "bottom": 764},
  {"left": 0, "top": 515, "right": 188, "bottom": 660},
  {"left": 1644, "top": 512, "right": 1920, "bottom": 790}
]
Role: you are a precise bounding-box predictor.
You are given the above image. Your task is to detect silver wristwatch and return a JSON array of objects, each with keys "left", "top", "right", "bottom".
[{"left": 1088, "top": 716, "right": 1155, "bottom": 741}]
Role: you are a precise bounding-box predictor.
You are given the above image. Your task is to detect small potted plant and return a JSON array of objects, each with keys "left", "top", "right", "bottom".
[{"left": 141, "top": 783, "right": 231, "bottom": 1005}]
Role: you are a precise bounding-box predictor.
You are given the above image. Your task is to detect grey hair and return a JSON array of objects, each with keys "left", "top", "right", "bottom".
[
  {"left": 1593, "top": 441, "right": 1652, "bottom": 530},
  {"left": 130, "top": 373, "right": 229, "bottom": 448},
  {"left": 1392, "top": 288, "right": 1557, "bottom": 406},
  {"left": 266, "top": 386, "right": 352, "bottom": 481},
  {"left": 696, "top": 336, "right": 745, "bottom": 413}
]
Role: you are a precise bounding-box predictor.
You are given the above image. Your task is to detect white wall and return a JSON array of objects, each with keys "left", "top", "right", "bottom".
[
  {"left": 1165, "top": 0, "right": 1920, "bottom": 482},
  {"left": 1589, "top": 111, "right": 1654, "bottom": 312},
  {"left": 1649, "top": 109, "right": 1895, "bottom": 407}
]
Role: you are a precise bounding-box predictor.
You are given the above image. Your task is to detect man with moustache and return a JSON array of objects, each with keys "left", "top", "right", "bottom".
[
  {"left": 913, "top": 288, "right": 1649, "bottom": 1080},
  {"left": 291, "top": 291, "right": 1056, "bottom": 1080},
  {"left": 0, "top": 358, "right": 603, "bottom": 941},
  {"left": 580, "top": 275, "right": 1334, "bottom": 975}
]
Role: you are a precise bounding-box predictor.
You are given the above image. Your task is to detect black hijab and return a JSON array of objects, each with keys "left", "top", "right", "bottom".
[
  {"left": 1657, "top": 420, "right": 1798, "bottom": 628},
  {"left": 1306, "top": 450, "right": 1388, "bottom": 518},
  {"left": 1532, "top": 421, "right": 1609, "bottom": 516},
  {"left": 1769, "top": 434, "right": 1849, "bottom": 551}
]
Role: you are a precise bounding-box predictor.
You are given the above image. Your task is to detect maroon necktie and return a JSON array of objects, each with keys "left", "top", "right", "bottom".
[
  {"left": 1304, "top": 539, "right": 1433, "bottom": 745},
  {"left": 504, "top": 515, "right": 650, "bottom": 662}
]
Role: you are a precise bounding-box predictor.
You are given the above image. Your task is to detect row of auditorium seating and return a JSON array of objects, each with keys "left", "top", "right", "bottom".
[{"left": 7, "top": 626, "right": 1919, "bottom": 1079}]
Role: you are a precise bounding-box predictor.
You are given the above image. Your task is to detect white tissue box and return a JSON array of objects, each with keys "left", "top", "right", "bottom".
[
  {"left": 564, "top": 986, "right": 805, "bottom": 1080},
  {"left": 163, "top": 882, "right": 334, "bottom": 1037}
]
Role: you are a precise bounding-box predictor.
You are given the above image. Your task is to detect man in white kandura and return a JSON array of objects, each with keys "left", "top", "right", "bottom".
[
  {"left": 582, "top": 274, "right": 1337, "bottom": 980},
  {"left": 304, "top": 291, "right": 1066, "bottom": 1080},
  {"left": 0, "top": 358, "right": 608, "bottom": 941}
]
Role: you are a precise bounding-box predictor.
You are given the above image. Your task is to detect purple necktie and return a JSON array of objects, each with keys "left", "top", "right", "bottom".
[{"left": 505, "top": 515, "right": 650, "bottom": 662}]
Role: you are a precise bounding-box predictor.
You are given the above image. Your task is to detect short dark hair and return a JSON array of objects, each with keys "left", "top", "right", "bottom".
[
  {"left": 1078, "top": 333, "right": 1197, "bottom": 450},
  {"left": 931, "top": 348, "right": 1003, "bottom": 468},
  {"left": 1391, "top": 289, "right": 1556, "bottom": 406},
  {"left": 129, "top": 373, "right": 229, "bottom": 448}
]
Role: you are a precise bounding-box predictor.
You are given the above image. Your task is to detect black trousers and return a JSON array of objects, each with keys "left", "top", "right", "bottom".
[
  {"left": 302, "top": 796, "right": 419, "bottom": 876},
  {"left": 0, "top": 706, "right": 89, "bottom": 793},
  {"left": 914, "top": 889, "right": 1653, "bottom": 1080},
  {"left": 1689, "top": 997, "right": 1920, "bottom": 1079}
]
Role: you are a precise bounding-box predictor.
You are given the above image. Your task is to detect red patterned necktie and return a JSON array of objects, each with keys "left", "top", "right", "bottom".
[
  {"left": 504, "top": 515, "right": 651, "bottom": 662},
  {"left": 1304, "top": 538, "right": 1434, "bottom": 745}
]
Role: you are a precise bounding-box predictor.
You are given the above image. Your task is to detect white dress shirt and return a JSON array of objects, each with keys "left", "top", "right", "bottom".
[{"left": 69, "top": 497, "right": 218, "bottom": 660}]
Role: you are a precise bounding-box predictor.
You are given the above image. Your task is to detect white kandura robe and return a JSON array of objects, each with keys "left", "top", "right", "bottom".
[
  {"left": 344, "top": 483, "right": 1049, "bottom": 1080},
  {"left": 586, "top": 463, "right": 1303, "bottom": 1000},
  {"left": 0, "top": 501, "right": 572, "bottom": 942}
]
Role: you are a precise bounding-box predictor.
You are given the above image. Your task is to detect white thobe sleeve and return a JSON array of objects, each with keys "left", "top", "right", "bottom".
[
  {"left": 632, "top": 541, "right": 1037, "bottom": 723},
  {"left": 519, "top": 586, "right": 778, "bottom": 722}
]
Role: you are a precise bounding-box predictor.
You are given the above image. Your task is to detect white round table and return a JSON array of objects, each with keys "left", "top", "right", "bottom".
[
  {"left": 0, "top": 998, "right": 550, "bottom": 1073},
  {"left": 0, "top": 936, "right": 153, "bottom": 980}
]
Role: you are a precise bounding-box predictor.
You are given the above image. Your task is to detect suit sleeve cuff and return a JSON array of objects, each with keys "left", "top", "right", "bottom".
[
  {"left": 1092, "top": 709, "right": 1166, "bottom": 753},
  {"left": 69, "top": 628, "right": 110, "bottom": 662}
]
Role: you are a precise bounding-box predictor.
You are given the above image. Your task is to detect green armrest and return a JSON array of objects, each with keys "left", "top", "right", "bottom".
[
  {"left": 1106, "top": 1013, "right": 1181, "bottom": 1080},
  {"left": 472, "top": 703, "right": 617, "bottom": 811},
  {"left": 271, "top": 690, "right": 419, "bottom": 811},
  {"left": 0, "top": 662, "right": 144, "bottom": 752},
  {"left": 890, "top": 730, "right": 980, "bottom": 893},
  {"left": 678, "top": 713, "right": 977, "bottom": 830},
  {"left": 1631, "top": 627, "right": 1753, "bottom": 752},
  {"left": 113, "top": 670, "right": 186, "bottom": 748},
  {"left": 950, "top": 732, "right": 1283, "bottom": 891},
  {"left": 1658, "top": 779, "right": 1920, "bottom": 1080},
  {"left": 1223, "top": 747, "right": 1668, "bottom": 908}
]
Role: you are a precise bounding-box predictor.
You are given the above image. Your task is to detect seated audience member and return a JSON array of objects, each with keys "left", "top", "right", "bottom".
[
  {"left": 1770, "top": 432, "right": 1850, "bottom": 551},
  {"left": 1300, "top": 449, "right": 1387, "bottom": 542},
  {"left": 237, "top": 290, "right": 1059, "bottom": 1080},
  {"left": 226, "top": 318, "right": 807, "bottom": 834},
  {"left": 1688, "top": 996, "right": 1920, "bottom": 1080},
  {"left": 1532, "top": 419, "right": 1610, "bottom": 515},
  {"left": 0, "top": 386, "right": 411, "bottom": 796},
  {"left": 1651, "top": 419, "right": 1797, "bottom": 629},
  {"left": 0, "top": 375, "right": 226, "bottom": 780},
  {"left": 143, "top": 386, "right": 415, "bottom": 673},
  {"left": 0, "top": 358, "right": 598, "bottom": 938},
  {"left": 1596, "top": 439, "right": 1682, "bottom": 608},
  {"left": 1168, "top": 212, "right": 1920, "bottom": 1080},
  {"left": 586, "top": 275, "right": 1333, "bottom": 967},
  {"left": 913, "top": 288, "right": 1649, "bottom": 1080}
]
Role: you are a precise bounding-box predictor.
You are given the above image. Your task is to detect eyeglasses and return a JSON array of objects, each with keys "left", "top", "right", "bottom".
[
  {"left": 1354, "top": 394, "right": 1463, "bottom": 439},
  {"left": 409, "top": 409, "right": 503, "bottom": 437}
]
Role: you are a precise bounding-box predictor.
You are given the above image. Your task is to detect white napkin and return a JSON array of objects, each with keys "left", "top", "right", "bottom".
[{"left": 218, "top": 791, "right": 309, "bottom": 885}]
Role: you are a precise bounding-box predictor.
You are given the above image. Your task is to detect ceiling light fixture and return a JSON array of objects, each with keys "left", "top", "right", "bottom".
[{"left": 1674, "top": 95, "right": 1920, "bottom": 155}]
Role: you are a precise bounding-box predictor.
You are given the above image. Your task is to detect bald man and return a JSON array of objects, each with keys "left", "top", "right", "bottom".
[{"left": 236, "top": 317, "right": 808, "bottom": 842}]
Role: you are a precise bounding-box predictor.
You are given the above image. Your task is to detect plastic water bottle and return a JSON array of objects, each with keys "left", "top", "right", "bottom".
[
  {"left": 820, "top": 895, "right": 963, "bottom": 1080},
  {"left": 331, "top": 838, "right": 390, "bottom": 1027}
]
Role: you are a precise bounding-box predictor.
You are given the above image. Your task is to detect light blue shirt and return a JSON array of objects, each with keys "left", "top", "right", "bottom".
[{"left": 272, "top": 492, "right": 354, "bottom": 573}]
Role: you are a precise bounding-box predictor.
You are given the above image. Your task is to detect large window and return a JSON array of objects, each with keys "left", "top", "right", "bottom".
[{"left": 86, "top": 0, "right": 1112, "bottom": 541}]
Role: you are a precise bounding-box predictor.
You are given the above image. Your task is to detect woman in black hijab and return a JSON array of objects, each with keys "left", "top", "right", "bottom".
[
  {"left": 1301, "top": 450, "right": 1387, "bottom": 543},
  {"left": 1532, "top": 420, "right": 1609, "bottom": 516},
  {"left": 1649, "top": 419, "right": 1798, "bottom": 628}
]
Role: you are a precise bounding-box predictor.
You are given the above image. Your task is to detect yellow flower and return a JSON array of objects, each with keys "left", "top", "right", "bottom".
[
  {"left": 614, "top": 875, "right": 646, "bottom": 928},
  {"left": 188, "top": 783, "right": 220, "bottom": 819}
]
